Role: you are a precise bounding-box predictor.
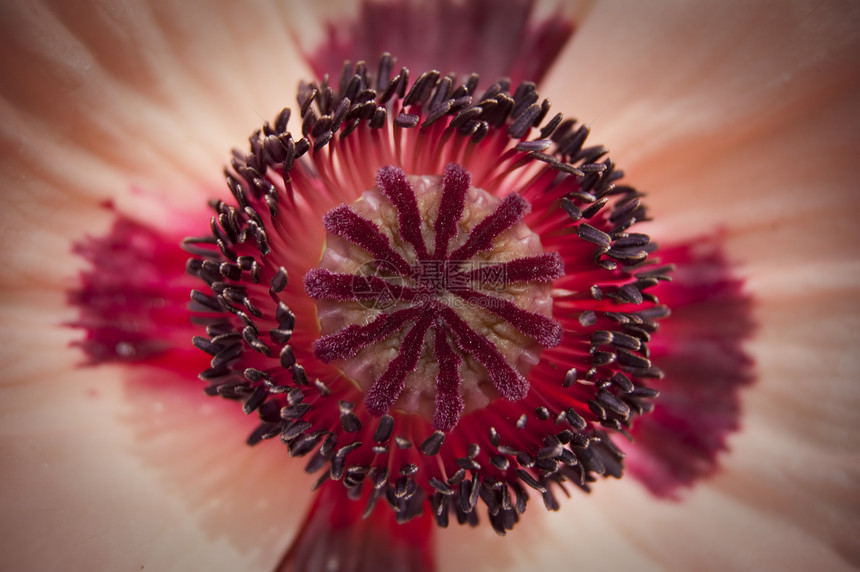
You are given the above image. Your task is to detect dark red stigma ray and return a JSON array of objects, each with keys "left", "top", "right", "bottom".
[
  {"left": 448, "top": 193, "right": 531, "bottom": 260},
  {"left": 376, "top": 165, "right": 431, "bottom": 259},
  {"left": 312, "top": 306, "right": 424, "bottom": 364},
  {"left": 467, "top": 252, "right": 564, "bottom": 284},
  {"left": 437, "top": 305, "right": 529, "bottom": 403},
  {"left": 305, "top": 269, "right": 420, "bottom": 303},
  {"left": 433, "top": 162, "right": 469, "bottom": 258},
  {"left": 308, "top": 163, "right": 562, "bottom": 430},
  {"left": 364, "top": 310, "right": 436, "bottom": 417},
  {"left": 431, "top": 327, "right": 466, "bottom": 431},
  {"left": 323, "top": 205, "right": 412, "bottom": 275}
]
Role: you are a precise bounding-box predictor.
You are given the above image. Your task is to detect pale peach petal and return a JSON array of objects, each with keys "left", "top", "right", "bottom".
[
  {"left": 547, "top": 0, "right": 860, "bottom": 452},
  {"left": 437, "top": 486, "right": 664, "bottom": 571},
  {"left": 0, "top": 0, "right": 313, "bottom": 283},
  {"left": 533, "top": 0, "right": 860, "bottom": 569},
  {"left": 599, "top": 474, "right": 857, "bottom": 572},
  {"left": 0, "top": 294, "right": 316, "bottom": 569},
  {"left": 544, "top": 0, "right": 860, "bottom": 250},
  {"left": 0, "top": 1, "right": 314, "bottom": 569}
]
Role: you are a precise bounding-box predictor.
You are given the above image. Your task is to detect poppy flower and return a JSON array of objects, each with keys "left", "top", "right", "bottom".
[{"left": 1, "top": 1, "right": 858, "bottom": 571}]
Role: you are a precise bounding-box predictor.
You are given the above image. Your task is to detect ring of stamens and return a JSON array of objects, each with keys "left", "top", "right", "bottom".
[
  {"left": 306, "top": 164, "right": 563, "bottom": 430},
  {"left": 184, "top": 53, "right": 671, "bottom": 534}
]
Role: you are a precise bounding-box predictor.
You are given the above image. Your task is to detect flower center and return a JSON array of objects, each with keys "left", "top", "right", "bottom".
[
  {"left": 306, "top": 164, "right": 563, "bottom": 430},
  {"left": 180, "top": 53, "right": 672, "bottom": 539}
]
